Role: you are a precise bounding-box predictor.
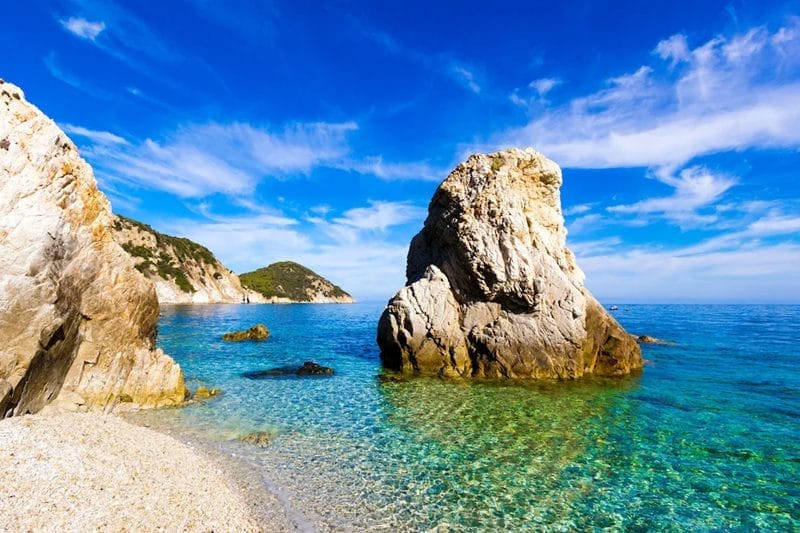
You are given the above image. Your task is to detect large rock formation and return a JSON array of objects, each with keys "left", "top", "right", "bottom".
[
  {"left": 111, "top": 215, "right": 265, "bottom": 304},
  {"left": 377, "top": 148, "right": 641, "bottom": 379},
  {"left": 240, "top": 261, "right": 355, "bottom": 303},
  {"left": 0, "top": 80, "right": 187, "bottom": 416}
]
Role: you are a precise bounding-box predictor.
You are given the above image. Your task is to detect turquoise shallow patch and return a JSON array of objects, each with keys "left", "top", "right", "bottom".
[{"left": 131, "top": 303, "right": 800, "bottom": 530}]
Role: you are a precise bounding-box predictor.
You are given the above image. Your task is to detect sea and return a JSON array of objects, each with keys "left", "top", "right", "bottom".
[{"left": 129, "top": 303, "right": 800, "bottom": 531}]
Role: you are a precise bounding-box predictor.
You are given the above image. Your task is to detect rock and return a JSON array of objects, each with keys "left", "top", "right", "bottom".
[
  {"left": 242, "top": 361, "right": 334, "bottom": 379},
  {"left": 377, "top": 148, "right": 642, "bottom": 379},
  {"left": 296, "top": 361, "right": 335, "bottom": 376},
  {"left": 192, "top": 386, "right": 222, "bottom": 400},
  {"left": 239, "top": 431, "right": 272, "bottom": 447},
  {"left": 222, "top": 324, "right": 270, "bottom": 341},
  {"left": 637, "top": 335, "right": 671, "bottom": 345},
  {"left": 0, "top": 379, "right": 12, "bottom": 418},
  {"left": 0, "top": 80, "right": 187, "bottom": 415}
]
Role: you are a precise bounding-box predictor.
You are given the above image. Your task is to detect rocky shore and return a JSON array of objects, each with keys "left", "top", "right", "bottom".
[{"left": 0, "top": 412, "right": 296, "bottom": 531}]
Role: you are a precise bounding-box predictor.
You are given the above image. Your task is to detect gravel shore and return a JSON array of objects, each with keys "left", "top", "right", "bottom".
[{"left": 0, "top": 412, "right": 296, "bottom": 531}]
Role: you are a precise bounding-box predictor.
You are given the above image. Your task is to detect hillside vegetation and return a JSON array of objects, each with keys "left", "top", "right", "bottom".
[
  {"left": 113, "top": 216, "right": 220, "bottom": 293},
  {"left": 239, "top": 261, "right": 352, "bottom": 302}
]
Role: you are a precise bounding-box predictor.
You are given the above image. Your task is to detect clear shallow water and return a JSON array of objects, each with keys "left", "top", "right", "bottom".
[{"left": 132, "top": 304, "right": 800, "bottom": 530}]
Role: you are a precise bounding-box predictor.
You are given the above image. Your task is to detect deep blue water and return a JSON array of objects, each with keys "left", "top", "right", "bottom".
[{"left": 132, "top": 303, "right": 800, "bottom": 530}]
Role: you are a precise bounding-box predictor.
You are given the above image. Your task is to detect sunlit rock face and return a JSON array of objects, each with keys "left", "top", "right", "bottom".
[
  {"left": 0, "top": 80, "right": 186, "bottom": 416},
  {"left": 378, "top": 148, "right": 642, "bottom": 379}
]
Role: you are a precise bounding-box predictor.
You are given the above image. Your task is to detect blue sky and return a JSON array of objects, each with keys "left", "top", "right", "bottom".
[{"left": 2, "top": 0, "right": 800, "bottom": 302}]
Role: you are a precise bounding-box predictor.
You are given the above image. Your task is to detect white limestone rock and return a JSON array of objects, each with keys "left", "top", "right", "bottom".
[
  {"left": 378, "top": 148, "right": 642, "bottom": 379},
  {"left": 0, "top": 80, "right": 187, "bottom": 415}
]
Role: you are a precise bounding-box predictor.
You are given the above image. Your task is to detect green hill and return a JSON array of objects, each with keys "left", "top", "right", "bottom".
[{"left": 239, "top": 261, "right": 353, "bottom": 302}]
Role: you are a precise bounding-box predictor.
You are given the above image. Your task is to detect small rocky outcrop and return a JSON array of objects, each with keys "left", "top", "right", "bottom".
[
  {"left": 112, "top": 215, "right": 264, "bottom": 305},
  {"left": 377, "top": 148, "right": 642, "bottom": 380},
  {"left": 0, "top": 80, "right": 187, "bottom": 415},
  {"left": 192, "top": 386, "right": 222, "bottom": 400},
  {"left": 222, "top": 324, "right": 270, "bottom": 341},
  {"left": 637, "top": 335, "right": 671, "bottom": 345},
  {"left": 240, "top": 261, "right": 355, "bottom": 303},
  {"left": 242, "top": 361, "right": 335, "bottom": 379}
]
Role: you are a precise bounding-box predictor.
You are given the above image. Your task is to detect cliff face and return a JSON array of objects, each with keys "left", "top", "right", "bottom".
[
  {"left": 377, "top": 148, "right": 642, "bottom": 379},
  {"left": 111, "top": 215, "right": 265, "bottom": 304},
  {"left": 240, "top": 261, "right": 355, "bottom": 303},
  {"left": 0, "top": 80, "right": 186, "bottom": 416}
]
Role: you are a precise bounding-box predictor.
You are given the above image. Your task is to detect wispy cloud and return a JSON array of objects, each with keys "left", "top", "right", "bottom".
[
  {"left": 449, "top": 63, "right": 481, "bottom": 94},
  {"left": 493, "top": 19, "right": 800, "bottom": 170},
  {"left": 353, "top": 18, "right": 483, "bottom": 96},
  {"left": 529, "top": 77, "right": 561, "bottom": 96},
  {"left": 42, "top": 52, "right": 112, "bottom": 98},
  {"left": 347, "top": 156, "right": 444, "bottom": 181},
  {"left": 61, "top": 124, "right": 129, "bottom": 145},
  {"left": 78, "top": 121, "right": 356, "bottom": 198},
  {"left": 578, "top": 240, "right": 800, "bottom": 303},
  {"left": 608, "top": 166, "right": 737, "bottom": 226},
  {"left": 573, "top": 202, "right": 800, "bottom": 302},
  {"left": 157, "top": 200, "right": 418, "bottom": 300},
  {"left": 68, "top": 118, "right": 444, "bottom": 199},
  {"left": 60, "top": 16, "right": 105, "bottom": 41},
  {"left": 59, "top": 0, "right": 181, "bottom": 63}
]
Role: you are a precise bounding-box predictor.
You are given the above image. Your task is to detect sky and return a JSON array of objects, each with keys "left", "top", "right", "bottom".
[{"left": 2, "top": 0, "right": 800, "bottom": 303}]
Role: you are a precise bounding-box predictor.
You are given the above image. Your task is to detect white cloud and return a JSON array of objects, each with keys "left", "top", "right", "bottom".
[
  {"left": 492, "top": 21, "right": 800, "bottom": 170},
  {"left": 608, "top": 166, "right": 736, "bottom": 226},
  {"left": 573, "top": 205, "right": 800, "bottom": 302},
  {"left": 333, "top": 201, "right": 426, "bottom": 232},
  {"left": 563, "top": 203, "right": 593, "bottom": 216},
  {"left": 70, "top": 120, "right": 442, "bottom": 196},
  {"left": 62, "top": 124, "right": 129, "bottom": 145},
  {"left": 655, "top": 34, "right": 690, "bottom": 66},
  {"left": 567, "top": 213, "right": 602, "bottom": 235},
  {"left": 745, "top": 213, "right": 800, "bottom": 237},
  {"left": 309, "top": 201, "right": 426, "bottom": 244},
  {"left": 158, "top": 200, "right": 418, "bottom": 301},
  {"left": 76, "top": 121, "right": 356, "bottom": 198},
  {"left": 578, "top": 241, "right": 800, "bottom": 303},
  {"left": 529, "top": 77, "right": 561, "bottom": 96},
  {"left": 61, "top": 16, "right": 105, "bottom": 41},
  {"left": 348, "top": 157, "right": 444, "bottom": 181},
  {"left": 449, "top": 63, "right": 481, "bottom": 94}
]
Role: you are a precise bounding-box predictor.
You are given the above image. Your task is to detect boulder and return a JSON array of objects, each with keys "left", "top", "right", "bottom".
[
  {"left": 222, "top": 324, "right": 270, "bottom": 341},
  {"left": 242, "top": 361, "right": 334, "bottom": 379},
  {"left": 377, "top": 148, "right": 642, "bottom": 379},
  {"left": 637, "top": 335, "right": 671, "bottom": 345},
  {"left": 0, "top": 81, "right": 187, "bottom": 415},
  {"left": 192, "top": 386, "right": 222, "bottom": 400}
]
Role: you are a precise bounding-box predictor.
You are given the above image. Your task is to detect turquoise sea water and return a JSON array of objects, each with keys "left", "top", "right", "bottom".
[{"left": 132, "top": 304, "right": 800, "bottom": 530}]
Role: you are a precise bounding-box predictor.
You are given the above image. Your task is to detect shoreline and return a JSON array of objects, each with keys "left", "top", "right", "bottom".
[{"left": 0, "top": 411, "right": 300, "bottom": 532}]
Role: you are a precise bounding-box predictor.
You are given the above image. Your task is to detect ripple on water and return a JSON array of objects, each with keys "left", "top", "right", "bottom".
[{"left": 129, "top": 303, "right": 800, "bottom": 530}]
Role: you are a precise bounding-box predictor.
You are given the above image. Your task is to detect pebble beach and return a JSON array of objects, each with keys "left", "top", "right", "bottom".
[{"left": 0, "top": 412, "right": 296, "bottom": 532}]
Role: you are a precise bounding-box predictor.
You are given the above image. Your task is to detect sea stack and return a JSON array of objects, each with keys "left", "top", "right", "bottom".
[
  {"left": 377, "top": 148, "right": 642, "bottom": 379},
  {"left": 0, "top": 80, "right": 186, "bottom": 416}
]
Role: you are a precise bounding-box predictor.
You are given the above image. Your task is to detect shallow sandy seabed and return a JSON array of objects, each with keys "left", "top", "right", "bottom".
[{"left": 0, "top": 412, "right": 296, "bottom": 532}]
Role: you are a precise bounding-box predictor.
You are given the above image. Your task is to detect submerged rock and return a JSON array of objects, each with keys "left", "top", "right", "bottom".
[
  {"left": 192, "top": 386, "right": 222, "bottom": 400},
  {"left": 0, "top": 80, "right": 187, "bottom": 415},
  {"left": 242, "top": 361, "right": 334, "bottom": 379},
  {"left": 377, "top": 148, "right": 642, "bottom": 380},
  {"left": 222, "top": 324, "right": 270, "bottom": 341},
  {"left": 637, "top": 335, "right": 671, "bottom": 345},
  {"left": 239, "top": 431, "right": 272, "bottom": 447}
]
